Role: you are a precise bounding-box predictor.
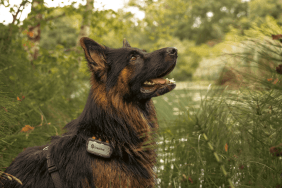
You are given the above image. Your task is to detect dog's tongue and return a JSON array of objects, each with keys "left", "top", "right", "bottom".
[{"left": 150, "top": 78, "right": 166, "bottom": 84}]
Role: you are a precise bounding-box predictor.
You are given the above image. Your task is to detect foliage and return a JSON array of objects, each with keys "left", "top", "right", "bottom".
[
  {"left": 222, "top": 36, "right": 282, "bottom": 186},
  {"left": 0, "top": 22, "right": 88, "bottom": 171},
  {"left": 249, "top": 0, "right": 282, "bottom": 25},
  {"left": 215, "top": 15, "right": 282, "bottom": 86},
  {"left": 40, "top": 11, "right": 78, "bottom": 50},
  {"left": 155, "top": 33, "right": 282, "bottom": 185},
  {"left": 130, "top": 0, "right": 248, "bottom": 44},
  {"left": 225, "top": 15, "right": 282, "bottom": 43},
  {"left": 152, "top": 6, "right": 282, "bottom": 187}
]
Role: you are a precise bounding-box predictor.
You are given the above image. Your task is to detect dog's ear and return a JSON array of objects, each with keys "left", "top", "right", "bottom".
[
  {"left": 123, "top": 38, "right": 131, "bottom": 48},
  {"left": 80, "top": 37, "right": 106, "bottom": 66},
  {"left": 80, "top": 37, "right": 108, "bottom": 82}
]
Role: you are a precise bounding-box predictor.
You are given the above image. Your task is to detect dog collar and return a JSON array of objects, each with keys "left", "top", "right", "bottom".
[{"left": 86, "top": 137, "right": 113, "bottom": 158}]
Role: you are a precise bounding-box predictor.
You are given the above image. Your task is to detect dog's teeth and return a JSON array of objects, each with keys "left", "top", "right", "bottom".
[
  {"left": 144, "top": 81, "right": 155, "bottom": 85},
  {"left": 144, "top": 78, "right": 176, "bottom": 85}
]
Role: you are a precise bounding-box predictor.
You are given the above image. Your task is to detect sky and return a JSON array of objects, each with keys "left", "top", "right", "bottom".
[{"left": 0, "top": 0, "right": 145, "bottom": 25}]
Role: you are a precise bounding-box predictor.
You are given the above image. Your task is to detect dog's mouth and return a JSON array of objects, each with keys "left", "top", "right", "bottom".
[{"left": 140, "top": 61, "right": 176, "bottom": 95}]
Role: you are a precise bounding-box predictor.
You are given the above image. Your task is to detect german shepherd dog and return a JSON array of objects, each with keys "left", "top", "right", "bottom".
[{"left": 0, "top": 37, "right": 177, "bottom": 188}]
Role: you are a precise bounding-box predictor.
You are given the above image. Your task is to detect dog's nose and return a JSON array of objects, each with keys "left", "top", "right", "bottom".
[{"left": 167, "top": 47, "right": 177, "bottom": 56}]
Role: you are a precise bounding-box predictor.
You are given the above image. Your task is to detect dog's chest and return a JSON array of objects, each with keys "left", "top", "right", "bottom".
[{"left": 88, "top": 159, "right": 154, "bottom": 188}]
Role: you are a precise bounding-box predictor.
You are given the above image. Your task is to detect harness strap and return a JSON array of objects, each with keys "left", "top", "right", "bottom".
[{"left": 44, "top": 146, "right": 64, "bottom": 188}]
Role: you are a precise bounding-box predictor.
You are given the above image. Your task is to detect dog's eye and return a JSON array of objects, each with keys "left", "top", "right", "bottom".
[{"left": 131, "top": 56, "right": 137, "bottom": 61}]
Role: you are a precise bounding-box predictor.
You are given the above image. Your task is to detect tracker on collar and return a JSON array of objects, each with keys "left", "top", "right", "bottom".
[{"left": 86, "top": 137, "right": 113, "bottom": 158}]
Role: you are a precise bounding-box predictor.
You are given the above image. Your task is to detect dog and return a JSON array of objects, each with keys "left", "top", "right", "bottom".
[{"left": 0, "top": 37, "right": 177, "bottom": 188}]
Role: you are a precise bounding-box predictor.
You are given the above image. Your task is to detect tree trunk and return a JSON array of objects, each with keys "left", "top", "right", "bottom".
[
  {"left": 76, "top": 0, "right": 94, "bottom": 46},
  {"left": 26, "top": 0, "right": 43, "bottom": 61}
]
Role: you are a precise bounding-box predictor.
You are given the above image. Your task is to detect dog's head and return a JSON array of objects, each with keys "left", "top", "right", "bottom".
[{"left": 80, "top": 37, "right": 177, "bottom": 102}]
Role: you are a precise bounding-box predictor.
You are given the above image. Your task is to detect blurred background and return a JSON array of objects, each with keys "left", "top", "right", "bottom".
[
  {"left": 1, "top": 0, "right": 282, "bottom": 81},
  {"left": 2, "top": 0, "right": 275, "bottom": 82},
  {"left": 1, "top": 0, "right": 282, "bottom": 187}
]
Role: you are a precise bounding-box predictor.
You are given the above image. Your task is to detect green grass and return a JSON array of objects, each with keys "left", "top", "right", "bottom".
[{"left": 153, "top": 84, "right": 282, "bottom": 188}]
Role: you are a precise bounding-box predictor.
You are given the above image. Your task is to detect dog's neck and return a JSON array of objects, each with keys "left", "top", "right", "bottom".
[
  {"left": 72, "top": 88, "right": 158, "bottom": 179},
  {"left": 76, "top": 88, "right": 159, "bottom": 148}
]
